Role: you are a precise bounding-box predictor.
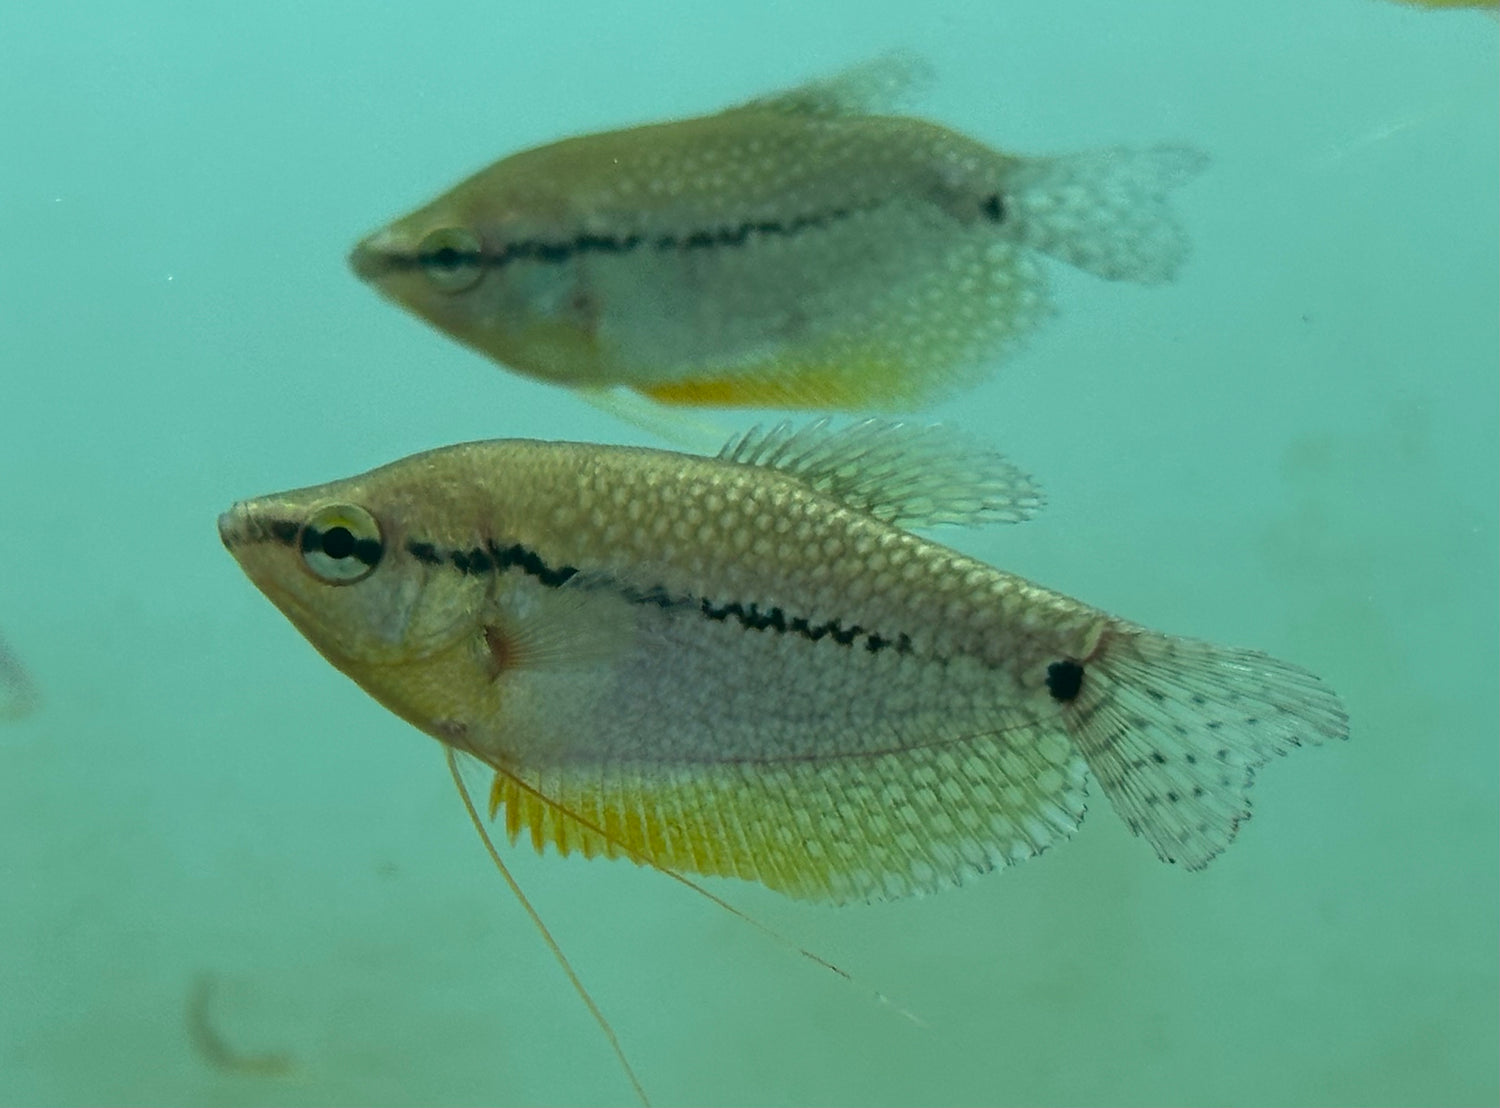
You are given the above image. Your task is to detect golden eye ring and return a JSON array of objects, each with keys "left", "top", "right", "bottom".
[
  {"left": 416, "top": 226, "right": 485, "bottom": 293},
  {"left": 299, "top": 504, "right": 383, "bottom": 585}
]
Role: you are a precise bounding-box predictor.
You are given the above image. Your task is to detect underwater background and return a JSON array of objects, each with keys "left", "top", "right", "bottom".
[{"left": 1, "top": 1, "right": 1496, "bottom": 1104}]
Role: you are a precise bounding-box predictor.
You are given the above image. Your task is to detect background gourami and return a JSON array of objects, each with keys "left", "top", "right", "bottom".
[
  {"left": 348, "top": 55, "right": 1206, "bottom": 414},
  {"left": 0, "top": 2, "right": 1495, "bottom": 1106}
]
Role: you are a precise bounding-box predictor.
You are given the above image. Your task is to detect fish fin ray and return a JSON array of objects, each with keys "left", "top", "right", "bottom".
[
  {"left": 733, "top": 52, "right": 934, "bottom": 118},
  {"left": 483, "top": 577, "right": 635, "bottom": 674},
  {"left": 1065, "top": 629, "right": 1348, "bottom": 869},
  {"left": 485, "top": 762, "right": 927, "bottom": 1025},
  {"left": 640, "top": 240, "right": 1050, "bottom": 413},
  {"left": 717, "top": 418, "right": 1044, "bottom": 527},
  {"left": 573, "top": 388, "right": 732, "bottom": 452},
  {"left": 1003, "top": 144, "right": 1209, "bottom": 284},
  {"left": 489, "top": 712, "right": 1089, "bottom": 904}
]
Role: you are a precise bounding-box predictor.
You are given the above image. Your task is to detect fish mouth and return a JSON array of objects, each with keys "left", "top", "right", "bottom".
[
  {"left": 218, "top": 502, "right": 291, "bottom": 553},
  {"left": 348, "top": 235, "right": 398, "bottom": 282},
  {"left": 218, "top": 506, "right": 244, "bottom": 551}
]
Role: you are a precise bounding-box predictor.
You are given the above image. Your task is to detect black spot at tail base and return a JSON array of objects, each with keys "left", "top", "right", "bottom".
[{"left": 1046, "top": 659, "right": 1085, "bottom": 702}]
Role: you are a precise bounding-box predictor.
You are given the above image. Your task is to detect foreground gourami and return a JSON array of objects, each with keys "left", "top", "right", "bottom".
[
  {"left": 220, "top": 421, "right": 1346, "bottom": 896},
  {"left": 349, "top": 57, "right": 1207, "bottom": 412}
]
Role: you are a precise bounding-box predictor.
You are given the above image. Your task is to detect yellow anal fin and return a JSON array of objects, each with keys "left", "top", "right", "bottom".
[
  {"left": 639, "top": 354, "right": 927, "bottom": 413},
  {"left": 639, "top": 239, "right": 1047, "bottom": 414},
  {"left": 487, "top": 717, "right": 1089, "bottom": 905},
  {"left": 485, "top": 763, "right": 929, "bottom": 1028}
]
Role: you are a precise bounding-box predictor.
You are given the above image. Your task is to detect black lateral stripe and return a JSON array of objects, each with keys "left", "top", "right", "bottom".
[
  {"left": 383, "top": 205, "right": 861, "bottom": 274},
  {"left": 253, "top": 517, "right": 377, "bottom": 559},
  {"left": 698, "top": 598, "right": 909, "bottom": 655},
  {"left": 253, "top": 519, "right": 920, "bottom": 658},
  {"left": 400, "top": 535, "right": 914, "bottom": 655},
  {"left": 403, "top": 536, "right": 580, "bottom": 587},
  {"left": 485, "top": 541, "right": 578, "bottom": 587}
]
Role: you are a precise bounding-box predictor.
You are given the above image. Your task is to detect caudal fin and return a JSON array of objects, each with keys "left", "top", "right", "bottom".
[
  {"left": 1065, "top": 628, "right": 1347, "bottom": 869},
  {"left": 1003, "top": 144, "right": 1208, "bottom": 284}
]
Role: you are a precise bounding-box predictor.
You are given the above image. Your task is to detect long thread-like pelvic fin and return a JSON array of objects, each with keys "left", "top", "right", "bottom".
[
  {"left": 488, "top": 767, "right": 925, "bottom": 1026},
  {"left": 446, "top": 749, "right": 650, "bottom": 1107}
]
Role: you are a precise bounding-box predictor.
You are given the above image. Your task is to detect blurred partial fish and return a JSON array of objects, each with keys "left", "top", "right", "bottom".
[
  {"left": 350, "top": 57, "right": 1207, "bottom": 413},
  {"left": 0, "top": 631, "right": 38, "bottom": 722},
  {"left": 221, "top": 420, "right": 1346, "bottom": 1099},
  {"left": 1384, "top": 0, "right": 1496, "bottom": 10}
]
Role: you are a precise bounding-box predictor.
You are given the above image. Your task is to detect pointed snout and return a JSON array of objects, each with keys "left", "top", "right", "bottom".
[
  {"left": 348, "top": 229, "right": 405, "bottom": 283},
  {"left": 218, "top": 505, "right": 244, "bottom": 551}
]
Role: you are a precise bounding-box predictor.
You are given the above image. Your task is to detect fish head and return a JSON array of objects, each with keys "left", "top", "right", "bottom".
[
  {"left": 348, "top": 168, "right": 603, "bottom": 387},
  {"left": 219, "top": 460, "right": 499, "bottom": 735}
]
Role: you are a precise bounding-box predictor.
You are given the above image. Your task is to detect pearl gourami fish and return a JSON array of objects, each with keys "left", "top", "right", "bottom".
[
  {"left": 221, "top": 421, "right": 1345, "bottom": 892},
  {"left": 349, "top": 58, "right": 1208, "bottom": 411}
]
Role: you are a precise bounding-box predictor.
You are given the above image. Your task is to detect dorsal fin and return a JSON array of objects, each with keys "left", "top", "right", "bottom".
[
  {"left": 729, "top": 53, "right": 933, "bottom": 119},
  {"left": 716, "top": 418, "right": 1044, "bottom": 528}
]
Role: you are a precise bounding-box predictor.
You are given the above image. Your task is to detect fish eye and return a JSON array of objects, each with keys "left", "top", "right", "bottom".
[
  {"left": 416, "top": 227, "right": 484, "bottom": 293},
  {"left": 299, "top": 504, "right": 383, "bottom": 585}
]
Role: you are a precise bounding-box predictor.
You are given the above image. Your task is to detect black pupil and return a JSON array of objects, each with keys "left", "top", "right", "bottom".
[
  {"left": 322, "top": 526, "right": 356, "bottom": 559},
  {"left": 431, "top": 245, "right": 462, "bottom": 269}
]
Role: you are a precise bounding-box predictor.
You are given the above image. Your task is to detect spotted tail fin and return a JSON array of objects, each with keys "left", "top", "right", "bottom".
[
  {"left": 1065, "top": 629, "right": 1348, "bottom": 868},
  {"left": 1002, "top": 144, "right": 1208, "bottom": 284}
]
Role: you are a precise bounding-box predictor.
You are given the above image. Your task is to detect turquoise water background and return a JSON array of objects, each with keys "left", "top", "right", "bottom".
[{"left": 2, "top": 2, "right": 1496, "bottom": 1104}]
